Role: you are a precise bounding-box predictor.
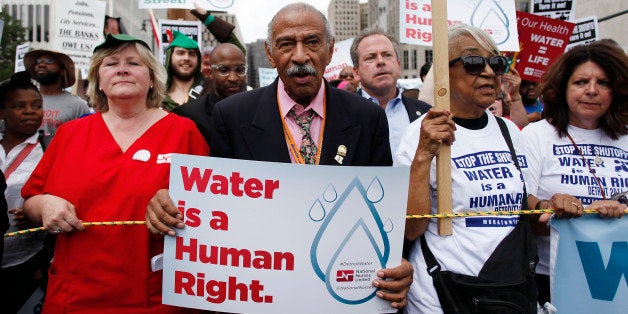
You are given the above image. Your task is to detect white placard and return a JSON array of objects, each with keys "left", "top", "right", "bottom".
[
  {"left": 324, "top": 37, "right": 354, "bottom": 81},
  {"left": 139, "top": 0, "right": 236, "bottom": 11},
  {"left": 257, "top": 67, "right": 278, "bottom": 87},
  {"left": 400, "top": 0, "right": 520, "bottom": 52},
  {"left": 15, "top": 42, "right": 30, "bottom": 73},
  {"left": 52, "top": 0, "right": 106, "bottom": 70},
  {"left": 163, "top": 155, "right": 409, "bottom": 313}
]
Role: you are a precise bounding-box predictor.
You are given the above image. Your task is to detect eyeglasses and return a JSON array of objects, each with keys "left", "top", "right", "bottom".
[
  {"left": 35, "top": 57, "right": 57, "bottom": 65},
  {"left": 448, "top": 55, "right": 509, "bottom": 76},
  {"left": 210, "top": 64, "right": 247, "bottom": 77},
  {"left": 339, "top": 73, "right": 354, "bottom": 79}
]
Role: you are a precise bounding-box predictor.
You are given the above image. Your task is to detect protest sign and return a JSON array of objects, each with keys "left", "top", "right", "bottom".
[
  {"left": 399, "top": 0, "right": 519, "bottom": 51},
  {"left": 51, "top": 0, "right": 106, "bottom": 70},
  {"left": 139, "top": 0, "right": 236, "bottom": 11},
  {"left": 566, "top": 16, "right": 598, "bottom": 50},
  {"left": 513, "top": 11, "right": 575, "bottom": 82},
  {"left": 530, "top": 0, "right": 575, "bottom": 21},
  {"left": 158, "top": 19, "right": 202, "bottom": 65},
  {"left": 163, "top": 155, "right": 409, "bottom": 313},
  {"left": 15, "top": 43, "right": 30, "bottom": 72},
  {"left": 324, "top": 37, "right": 354, "bottom": 81},
  {"left": 257, "top": 67, "right": 278, "bottom": 87},
  {"left": 551, "top": 216, "right": 628, "bottom": 313}
]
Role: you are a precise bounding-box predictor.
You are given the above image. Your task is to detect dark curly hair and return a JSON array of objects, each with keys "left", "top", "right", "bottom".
[
  {"left": 0, "top": 71, "right": 41, "bottom": 109},
  {"left": 540, "top": 41, "right": 627, "bottom": 140}
]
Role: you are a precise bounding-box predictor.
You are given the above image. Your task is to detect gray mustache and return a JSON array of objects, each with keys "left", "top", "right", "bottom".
[{"left": 286, "top": 64, "right": 317, "bottom": 77}]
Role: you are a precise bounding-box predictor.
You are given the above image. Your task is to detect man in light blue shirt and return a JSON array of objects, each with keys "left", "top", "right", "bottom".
[{"left": 350, "top": 28, "right": 430, "bottom": 154}]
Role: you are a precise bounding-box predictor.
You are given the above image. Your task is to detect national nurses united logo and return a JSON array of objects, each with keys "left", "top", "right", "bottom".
[{"left": 309, "top": 177, "right": 393, "bottom": 304}]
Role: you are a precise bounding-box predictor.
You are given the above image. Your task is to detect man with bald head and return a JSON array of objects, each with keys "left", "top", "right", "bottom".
[
  {"left": 173, "top": 43, "right": 247, "bottom": 145},
  {"left": 147, "top": 3, "right": 413, "bottom": 309}
]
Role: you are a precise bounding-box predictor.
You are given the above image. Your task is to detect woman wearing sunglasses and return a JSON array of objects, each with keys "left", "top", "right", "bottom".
[
  {"left": 520, "top": 41, "right": 627, "bottom": 306},
  {"left": 395, "top": 23, "right": 546, "bottom": 313}
]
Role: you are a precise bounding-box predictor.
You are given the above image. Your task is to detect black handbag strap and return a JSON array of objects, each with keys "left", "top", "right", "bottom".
[
  {"left": 420, "top": 234, "right": 441, "bottom": 276},
  {"left": 495, "top": 116, "right": 528, "bottom": 212}
]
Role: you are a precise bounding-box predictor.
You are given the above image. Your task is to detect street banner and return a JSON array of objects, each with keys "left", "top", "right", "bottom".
[
  {"left": 163, "top": 155, "right": 409, "bottom": 313},
  {"left": 52, "top": 0, "right": 106, "bottom": 70},
  {"left": 15, "top": 42, "right": 30, "bottom": 72},
  {"left": 399, "top": 0, "right": 520, "bottom": 52},
  {"left": 513, "top": 11, "right": 575, "bottom": 82},
  {"left": 139, "top": 0, "right": 236, "bottom": 11},
  {"left": 566, "top": 16, "right": 598, "bottom": 50},
  {"left": 157, "top": 19, "right": 203, "bottom": 65},
  {"left": 324, "top": 37, "right": 354, "bottom": 81},
  {"left": 530, "top": 0, "right": 575, "bottom": 21},
  {"left": 257, "top": 67, "right": 277, "bottom": 87},
  {"left": 551, "top": 215, "right": 628, "bottom": 313}
]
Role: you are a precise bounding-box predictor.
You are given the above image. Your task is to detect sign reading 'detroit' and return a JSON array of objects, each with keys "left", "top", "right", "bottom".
[{"left": 163, "top": 155, "right": 409, "bottom": 313}]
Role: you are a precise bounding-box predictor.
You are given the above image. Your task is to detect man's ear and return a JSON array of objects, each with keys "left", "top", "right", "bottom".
[
  {"left": 325, "top": 38, "right": 336, "bottom": 66},
  {"left": 264, "top": 42, "right": 276, "bottom": 68}
]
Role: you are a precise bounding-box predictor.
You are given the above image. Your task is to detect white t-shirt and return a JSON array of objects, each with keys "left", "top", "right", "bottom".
[
  {"left": 395, "top": 113, "right": 528, "bottom": 313},
  {"left": 1, "top": 133, "right": 45, "bottom": 267},
  {"left": 521, "top": 119, "right": 628, "bottom": 276}
]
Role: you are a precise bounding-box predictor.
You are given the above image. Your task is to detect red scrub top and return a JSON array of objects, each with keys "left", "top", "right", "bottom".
[{"left": 22, "top": 112, "right": 208, "bottom": 313}]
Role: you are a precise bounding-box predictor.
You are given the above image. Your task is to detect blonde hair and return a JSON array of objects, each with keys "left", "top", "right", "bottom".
[{"left": 87, "top": 42, "right": 167, "bottom": 111}]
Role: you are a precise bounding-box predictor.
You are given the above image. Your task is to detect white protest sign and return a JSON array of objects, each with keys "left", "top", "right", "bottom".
[
  {"left": 400, "top": 0, "right": 520, "bottom": 51},
  {"left": 52, "top": 0, "right": 106, "bottom": 71},
  {"left": 257, "top": 67, "right": 278, "bottom": 87},
  {"left": 158, "top": 19, "right": 203, "bottom": 65},
  {"left": 566, "top": 16, "right": 598, "bottom": 50},
  {"left": 15, "top": 43, "right": 30, "bottom": 72},
  {"left": 163, "top": 155, "right": 409, "bottom": 313},
  {"left": 139, "top": 0, "right": 236, "bottom": 11},
  {"left": 530, "top": 0, "right": 575, "bottom": 21},
  {"left": 324, "top": 37, "right": 354, "bottom": 81}
]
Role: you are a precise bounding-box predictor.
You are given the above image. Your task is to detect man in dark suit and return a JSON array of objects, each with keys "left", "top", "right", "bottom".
[
  {"left": 173, "top": 43, "right": 247, "bottom": 146},
  {"left": 146, "top": 3, "right": 412, "bottom": 310},
  {"left": 350, "top": 28, "right": 431, "bottom": 155}
]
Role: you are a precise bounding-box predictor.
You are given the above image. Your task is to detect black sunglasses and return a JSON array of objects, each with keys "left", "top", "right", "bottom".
[{"left": 449, "top": 55, "right": 509, "bottom": 76}]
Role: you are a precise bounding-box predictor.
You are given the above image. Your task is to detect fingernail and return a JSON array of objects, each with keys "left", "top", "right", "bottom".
[
  {"left": 167, "top": 230, "right": 177, "bottom": 237},
  {"left": 372, "top": 280, "right": 380, "bottom": 287},
  {"left": 176, "top": 222, "right": 185, "bottom": 229},
  {"left": 377, "top": 270, "right": 385, "bottom": 278},
  {"left": 376, "top": 291, "right": 384, "bottom": 298}
]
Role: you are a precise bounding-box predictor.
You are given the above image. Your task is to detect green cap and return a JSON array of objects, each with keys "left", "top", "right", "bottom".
[
  {"left": 94, "top": 33, "right": 151, "bottom": 53},
  {"left": 168, "top": 31, "right": 198, "bottom": 50}
]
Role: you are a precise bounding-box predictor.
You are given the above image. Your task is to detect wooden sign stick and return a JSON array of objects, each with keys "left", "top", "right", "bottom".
[{"left": 431, "top": 0, "right": 453, "bottom": 236}]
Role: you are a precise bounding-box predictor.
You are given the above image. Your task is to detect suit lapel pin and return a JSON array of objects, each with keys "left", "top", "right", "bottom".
[{"left": 334, "top": 145, "right": 347, "bottom": 164}]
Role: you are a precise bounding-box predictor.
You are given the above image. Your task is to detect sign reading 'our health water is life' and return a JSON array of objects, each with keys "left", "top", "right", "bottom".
[{"left": 162, "top": 155, "right": 409, "bottom": 313}]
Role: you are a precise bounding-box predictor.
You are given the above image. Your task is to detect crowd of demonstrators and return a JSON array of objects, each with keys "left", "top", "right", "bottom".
[
  {"left": 23, "top": 49, "right": 91, "bottom": 146},
  {"left": 21, "top": 34, "right": 208, "bottom": 313},
  {"left": 0, "top": 71, "right": 47, "bottom": 312},
  {"left": 173, "top": 43, "right": 248, "bottom": 146},
  {"left": 146, "top": 3, "right": 414, "bottom": 310},
  {"left": 521, "top": 41, "right": 628, "bottom": 306},
  {"left": 396, "top": 24, "right": 540, "bottom": 313},
  {"left": 350, "top": 28, "right": 430, "bottom": 155}
]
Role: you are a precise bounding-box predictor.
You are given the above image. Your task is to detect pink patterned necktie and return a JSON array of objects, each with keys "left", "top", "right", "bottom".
[{"left": 288, "top": 107, "right": 317, "bottom": 164}]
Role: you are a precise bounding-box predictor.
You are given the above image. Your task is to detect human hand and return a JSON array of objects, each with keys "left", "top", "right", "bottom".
[
  {"left": 373, "top": 258, "right": 413, "bottom": 309},
  {"left": 538, "top": 193, "right": 583, "bottom": 223},
  {"left": 39, "top": 195, "right": 84, "bottom": 234},
  {"left": 8, "top": 208, "right": 34, "bottom": 230},
  {"left": 145, "top": 189, "right": 184, "bottom": 236},
  {"left": 588, "top": 200, "right": 626, "bottom": 218},
  {"left": 415, "top": 108, "right": 456, "bottom": 160},
  {"left": 502, "top": 67, "right": 522, "bottom": 98}
]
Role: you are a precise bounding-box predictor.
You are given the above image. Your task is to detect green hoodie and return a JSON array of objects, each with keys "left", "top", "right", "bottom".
[{"left": 162, "top": 31, "right": 205, "bottom": 112}]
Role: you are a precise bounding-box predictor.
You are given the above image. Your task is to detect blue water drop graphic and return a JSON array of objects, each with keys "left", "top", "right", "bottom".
[
  {"left": 310, "top": 177, "right": 390, "bottom": 304},
  {"left": 384, "top": 218, "right": 393, "bottom": 233},
  {"left": 309, "top": 199, "right": 326, "bottom": 221},
  {"left": 470, "top": 0, "right": 510, "bottom": 44},
  {"left": 323, "top": 183, "right": 337, "bottom": 203},
  {"left": 366, "top": 177, "right": 384, "bottom": 203}
]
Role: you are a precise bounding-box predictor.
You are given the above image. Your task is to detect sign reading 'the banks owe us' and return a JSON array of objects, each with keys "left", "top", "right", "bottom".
[{"left": 163, "top": 155, "right": 409, "bottom": 313}]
